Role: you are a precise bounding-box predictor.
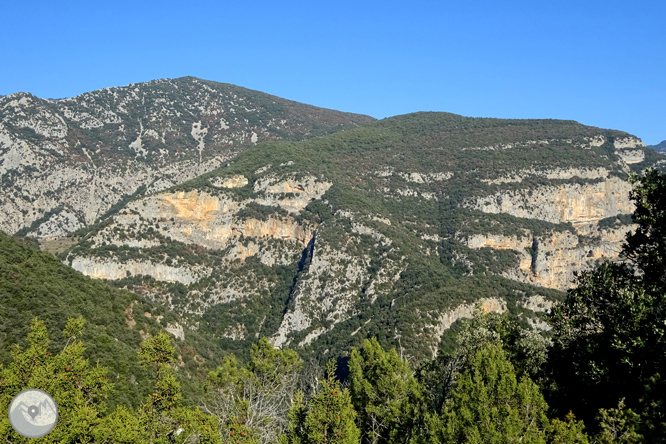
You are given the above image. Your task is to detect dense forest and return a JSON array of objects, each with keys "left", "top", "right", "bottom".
[{"left": 1, "top": 168, "right": 665, "bottom": 443}]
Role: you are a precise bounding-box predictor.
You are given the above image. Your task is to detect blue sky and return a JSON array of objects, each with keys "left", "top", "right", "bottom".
[{"left": 1, "top": 0, "right": 664, "bottom": 144}]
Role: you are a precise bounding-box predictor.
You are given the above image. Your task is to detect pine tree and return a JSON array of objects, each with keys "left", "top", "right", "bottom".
[
  {"left": 349, "top": 337, "right": 426, "bottom": 444},
  {"left": 280, "top": 390, "right": 307, "bottom": 444},
  {"left": 433, "top": 343, "right": 550, "bottom": 443},
  {"left": 281, "top": 361, "right": 359, "bottom": 444},
  {"left": 0, "top": 317, "right": 110, "bottom": 443},
  {"left": 546, "top": 412, "right": 589, "bottom": 444},
  {"left": 135, "top": 331, "right": 220, "bottom": 444},
  {"left": 595, "top": 399, "right": 643, "bottom": 444},
  {"left": 224, "top": 401, "right": 259, "bottom": 444},
  {"left": 207, "top": 337, "right": 304, "bottom": 444}
]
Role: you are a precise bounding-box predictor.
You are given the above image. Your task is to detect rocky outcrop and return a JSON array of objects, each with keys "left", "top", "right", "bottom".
[
  {"left": 299, "top": 327, "right": 328, "bottom": 347},
  {"left": 165, "top": 322, "right": 185, "bottom": 341},
  {"left": 613, "top": 137, "right": 645, "bottom": 149},
  {"left": 374, "top": 168, "right": 453, "bottom": 182},
  {"left": 459, "top": 225, "right": 634, "bottom": 290},
  {"left": 616, "top": 150, "right": 645, "bottom": 164},
  {"left": 89, "top": 189, "right": 315, "bottom": 251},
  {"left": 612, "top": 137, "right": 647, "bottom": 165},
  {"left": 429, "top": 298, "right": 507, "bottom": 356},
  {"left": 518, "top": 295, "right": 556, "bottom": 313},
  {"left": 273, "top": 241, "right": 370, "bottom": 346},
  {"left": 71, "top": 256, "right": 207, "bottom": 284},
  {"left": 253, "top": 175, "right": 332, "bottom": 213},
  {"left": 481, "top": 167, "right": 610, "bottom": 185},
  {"left": 273, "top": 218, "right": 404, "bottom": 347},
  {"left": 210, "top": 175, "right": 249, "bottom": 189},
  {"left": 469, "top": 176, "right": 634, "bottom": 234}
]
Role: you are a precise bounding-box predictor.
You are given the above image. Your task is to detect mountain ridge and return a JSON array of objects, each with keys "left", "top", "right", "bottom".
[
  {"left": 649, "top": 139, "right": 666, "bottom": 153},
  {"left": 0, "top": 77, "right": 375, "bottom": 238},
  {"left": 4, "top": 76, "right": 665, "bottom": 363}
]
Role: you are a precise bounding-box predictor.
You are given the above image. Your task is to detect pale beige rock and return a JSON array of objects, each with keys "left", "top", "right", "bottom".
[
  {"left": 210, "top": 175, "right": 249, "bottom": 188},
  {"left": 470, "top": 177, "right": 634, "bottom": 229},
  {"left": 165, "top": 322, "right": 185, "bottom": 341},
  {"left": 460, "top": 228, "right": 631, "bottom": 291},
  {"left": 71, "top": 256, "right": 207, "bottom": 284},
  {"left": 616, "top": 149, "right": 645, "bottom": 164}
]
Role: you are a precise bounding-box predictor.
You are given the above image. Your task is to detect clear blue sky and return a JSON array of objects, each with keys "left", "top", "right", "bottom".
[{"left": 1, "top": 0, "right": 664, "bottom": 144}]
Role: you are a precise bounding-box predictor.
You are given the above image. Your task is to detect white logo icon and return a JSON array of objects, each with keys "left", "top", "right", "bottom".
[{"left": 8, "top": 389, "right": 58, "bottom": 438}]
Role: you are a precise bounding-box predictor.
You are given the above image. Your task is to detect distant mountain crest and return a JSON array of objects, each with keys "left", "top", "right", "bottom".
[{"left": 649, "top": 140, "right": 666, "bottom": 153}]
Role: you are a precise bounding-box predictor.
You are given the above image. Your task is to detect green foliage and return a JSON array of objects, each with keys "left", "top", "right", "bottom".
[
  {"left": 0, "top": 317, "right": 111, "bottom": 443},
  {"left": 549, "top": 263, "right": 653, "bottom": 407},
  {"left": 139, "top": 332, "right": 186, "bottom": 441},
  {"left": 595, "top": 400, "right": 643, "bottom": 444},
  {"left": 625, "top": 168, "right": 666, "bottom": 287},
  {"left": 13, "top": 206, "right": 68, "bottom": 238},
  {"left": 638, "top": 372, "right": 666, "bottom": 442},
  {"left": 208, "top": 338, "right": 304, "bottom": 444},
  {"left": 548, "top": 169, "right": 666, "bottom": 439},
  {"left": 236, "top": 202, "right": 289, "bottom": 222},
  {"left": 597, "top": 214, "right": 633, "bottom": 230},
  {"left": 113, "top": 332, "right": 220, "bottom": 444},
  {"left": 430, "top": 343, "right": 550, "bottom": 443},
  {"left": 546, "top": 412, "right": 590, "bottom": 444},
  {"left": 0, "top": 231, "right": 166, "bottom": 409},
  {"left": 280, "top": 390, "right": 308, "bottom": 444},
  {"left": 419, "top": 310, "right": 552, "bottom": 416},
  {"left": 140, "top": 331, "right": 176, "bottom": 368},
  {"left": 349, "top": 338, "right": 426, "bottom": 444},
  {"left": 247, "top": 338, "right": 304, "bottom": 381},
  {"left": 94, "top": 405, "right": 146, "bottom": 443},
  {"left": 281, "top": 361, "right": 359, "bottom": 444},
  {"left": 223, "top": 401, "right": 258, "bottom": 444}
]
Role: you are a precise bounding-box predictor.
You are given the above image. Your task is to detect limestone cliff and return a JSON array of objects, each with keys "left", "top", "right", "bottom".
[
  {"left": 459, "top": 225, "right": 633, "bottom": 291},
  {"left": 469, "top": 176, "right": 634, "bottom": 235},
  {"left": 68, "top": 175, "right": 325, "bottom": 310}
]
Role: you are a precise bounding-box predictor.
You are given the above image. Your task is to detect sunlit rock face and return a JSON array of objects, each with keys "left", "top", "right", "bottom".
[
  {"left": 461, "top": 175, "right": 637, "bottom": 291},
  {"left": 469, "top": 176, "right": 634, "bottom": 232}
]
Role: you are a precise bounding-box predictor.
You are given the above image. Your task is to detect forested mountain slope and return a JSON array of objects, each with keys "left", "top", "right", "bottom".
[
  {"left": 61, "top": 112, "right": 664, "bottom": 360},
  {"left": 0, "top": 231, "right": 219, "bottom": 409}
]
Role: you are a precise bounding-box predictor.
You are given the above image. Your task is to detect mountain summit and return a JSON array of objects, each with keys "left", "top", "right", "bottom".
[{"left": 0, "top": 77, "right": 374, "bottom": 237}]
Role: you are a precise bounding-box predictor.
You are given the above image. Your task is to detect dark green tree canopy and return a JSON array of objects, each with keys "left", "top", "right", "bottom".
[
  {"left": 349, "top": 338, "right": 426, "bottom": 444},
  {"left": 548, "top": 169, "right": 666, "bottom": 440},
  {"left": 624, "top": 168, "right": 666, "bottom": 288}
]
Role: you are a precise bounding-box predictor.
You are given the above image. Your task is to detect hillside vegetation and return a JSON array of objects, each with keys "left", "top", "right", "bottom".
[
  {"left": 0, "top": 231, "right": 221, "bottom": 409},
  {"left": 2, "top": 168, "right": 665, "bottom": 442},
  {"left": 62, "top": 111, "right": 660, "bottom": 362}
]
